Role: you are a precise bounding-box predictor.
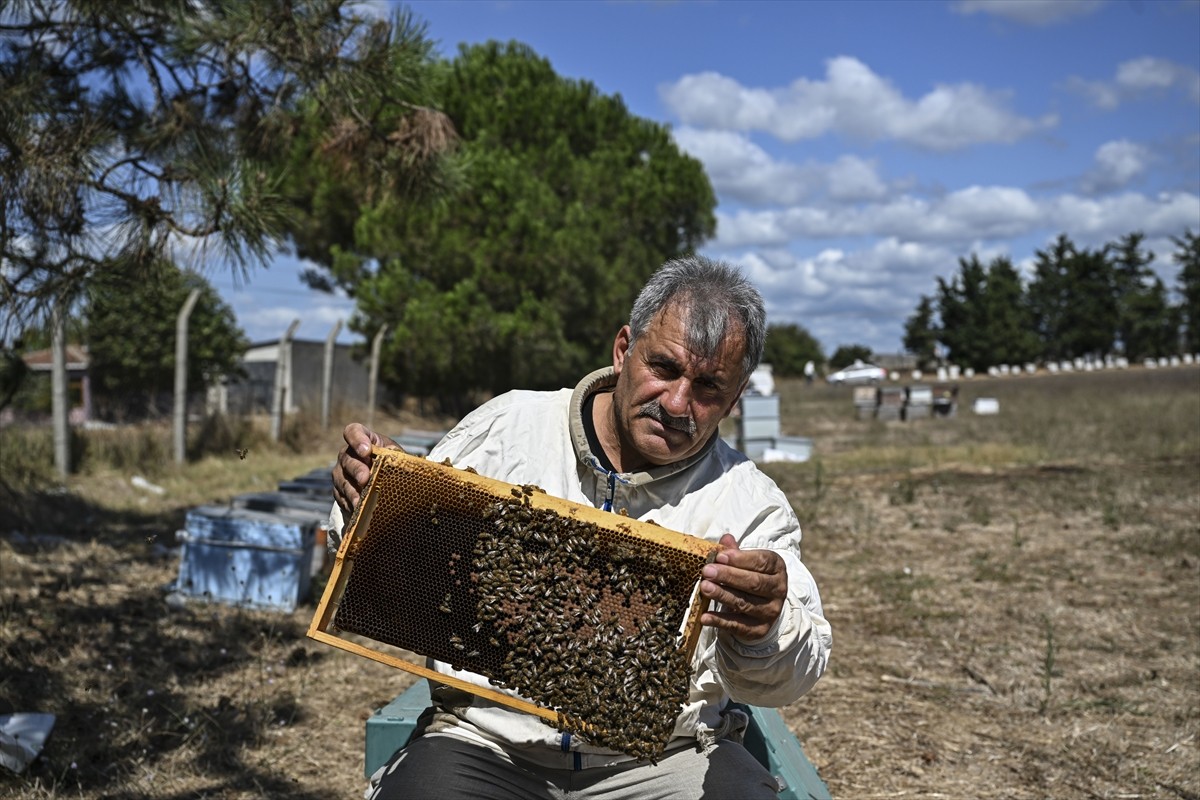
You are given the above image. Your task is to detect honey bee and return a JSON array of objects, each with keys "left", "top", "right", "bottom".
[{"left": 235, "top": 447, "right": 249, "bottom": 460}]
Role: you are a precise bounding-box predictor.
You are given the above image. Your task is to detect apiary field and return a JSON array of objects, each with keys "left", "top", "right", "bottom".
[{"left": 1, "top": 365, "right": 1197, "bottom": 799}]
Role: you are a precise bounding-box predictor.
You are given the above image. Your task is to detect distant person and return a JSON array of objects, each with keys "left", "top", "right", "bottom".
[
  {"left": 804, "top": 359, "right": 815, "bottom": 385},
  {"left": 330, "top": 255, "right": 832, "bottom": 800}
]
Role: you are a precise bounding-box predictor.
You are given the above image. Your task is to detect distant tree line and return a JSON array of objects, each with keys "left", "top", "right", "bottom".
[{"left": 903, "top": 231, "right": 1200, "bottom": 372}]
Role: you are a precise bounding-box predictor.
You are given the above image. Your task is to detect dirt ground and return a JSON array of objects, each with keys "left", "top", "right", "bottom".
[{"left": 2, "top": 369, "right": 1198, "bottom": 799}]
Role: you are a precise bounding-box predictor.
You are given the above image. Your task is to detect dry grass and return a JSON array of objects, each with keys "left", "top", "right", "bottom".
[{"left": 1, "top": 368, "right": 1198, "bottom": 799}]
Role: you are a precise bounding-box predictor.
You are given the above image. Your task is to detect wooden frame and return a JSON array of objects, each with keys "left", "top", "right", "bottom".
[{"left": 308, "top": 447, "right": 720, "bottom": 726}]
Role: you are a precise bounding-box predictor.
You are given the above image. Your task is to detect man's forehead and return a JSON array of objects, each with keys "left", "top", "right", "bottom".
[{"left": 644, "top": 305, "right": 745, "bottom": 376}]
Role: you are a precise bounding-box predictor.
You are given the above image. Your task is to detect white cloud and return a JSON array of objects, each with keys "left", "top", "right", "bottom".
[
  {"left": 1069, "top": 57, "right": 1200, "bottom": 109},
  {"left": 671, "top": 128, "right": 888, "bottom": 206},
  {"left": 715, "top": 188, "right": 1200, "bottom": 248},
  {"left": 1047, "top": 191, "right": 1200, "bottom": 239},
  {"left": 232, "top": 298, "right": 355, "bottom": 344},
  {"left": 1081, "top": 139, "right": 1151, "bottom": 193},
  {"left": 827, "top": 156, "right": 889, "bottom": 202},
  {"left": 661, "top": 57, "right": 1055, "bottom": 151},
  {"left": 731, "top": 239, "right": 961, "bottom": 351},
  {"left": 951, "top": 0, "right": 1105, "bottom": 26},
  {"left": 1117, "top": 57, "right": 1183, "bottom": 91},
  {"left": 671, "top": 128, "right": 819, "bottom": 206}
]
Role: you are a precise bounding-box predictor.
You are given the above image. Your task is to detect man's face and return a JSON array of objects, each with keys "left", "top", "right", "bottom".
[{"left": 609, "top": 303, "right": 748, "bottom": 470}]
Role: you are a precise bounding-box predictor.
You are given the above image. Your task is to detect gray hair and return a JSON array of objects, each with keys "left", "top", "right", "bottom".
[{"left": 627, "top": 255, "right": 766, "bottom": 382}]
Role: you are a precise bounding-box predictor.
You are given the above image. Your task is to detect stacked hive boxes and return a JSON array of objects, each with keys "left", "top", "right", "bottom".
[
  {"left": 738, "top": 393, "right": 782, "bottom": 460},
  {"left": 853, "top": 386, "right": 878, "bottom": 420},
  {"left": 931, "top": 384, "right": 959, "bottom": 417},
  {"left": 174, "top": 467, "right": 331, "bottom": 613},
  {"left": 876, "top": 387, "right": 905, "bottom": 421},
  {"left": 903, "top": 385, "right": 932, "bottom": 420},
  {"left": 176, "top": 503, "right": 318, "bottom": 613}
]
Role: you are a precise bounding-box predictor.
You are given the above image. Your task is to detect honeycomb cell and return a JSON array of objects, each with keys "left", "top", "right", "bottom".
[{"left": 314, "top": 448, "right": 719, "bottom": 762}]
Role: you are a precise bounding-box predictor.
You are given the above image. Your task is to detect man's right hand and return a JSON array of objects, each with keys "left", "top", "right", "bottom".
[{"left": 333, "top": 423, "right": 399, "bottom": 512}]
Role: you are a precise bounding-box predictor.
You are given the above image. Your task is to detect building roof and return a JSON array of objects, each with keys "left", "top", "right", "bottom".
[{"left": 22, "top": 344, "right": 90, "bottom": 371}]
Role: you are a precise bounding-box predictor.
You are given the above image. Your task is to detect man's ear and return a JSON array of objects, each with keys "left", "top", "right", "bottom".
[
  {"left": 612, "top": 325, "right": 633, "bottom": 375},
  {"left": 722, "top": 378, "right": 751, "bottom": 419}
]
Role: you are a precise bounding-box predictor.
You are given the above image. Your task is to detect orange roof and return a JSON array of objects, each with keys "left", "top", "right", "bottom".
[{"left": 22, "top": 344, "right": 90, "bottom": 371}]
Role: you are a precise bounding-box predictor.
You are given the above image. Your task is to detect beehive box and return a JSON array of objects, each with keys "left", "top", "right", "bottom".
[
  {"left": 176, "top": 505, "right": 316, "bottom": 612},
  {"left": 308, "top": 448, "right": 721, "bottom": 761},
  {"left": 852, "top": 386, "right": 879, "bottom": 407}
]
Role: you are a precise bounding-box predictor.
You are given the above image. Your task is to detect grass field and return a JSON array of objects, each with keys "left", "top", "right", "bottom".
[{"left": 2, "top": 366, "right": 1197, "bottom": 799}]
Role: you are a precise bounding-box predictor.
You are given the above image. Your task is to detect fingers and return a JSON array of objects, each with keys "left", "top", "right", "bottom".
[
  {"left": 332, "top": 449, "right": 369, "bottom": 511},
  {"left": 343, "top": 422, "right": 378, "bottom": 458},
  {"left": 698, "top": 534, "right": 787, "bottom": 640},
  {"left": 333, "top": 423, "right": 396, "bottom": 512}
]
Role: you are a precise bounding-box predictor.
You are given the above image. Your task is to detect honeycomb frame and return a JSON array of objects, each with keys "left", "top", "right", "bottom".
[{"left": 308, "top": 447, "right": 721, "bottom": 758}]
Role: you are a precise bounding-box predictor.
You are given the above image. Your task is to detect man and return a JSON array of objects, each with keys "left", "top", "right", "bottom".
[{"left": 330, "top": 256, "right": 832, "bottom": 799}]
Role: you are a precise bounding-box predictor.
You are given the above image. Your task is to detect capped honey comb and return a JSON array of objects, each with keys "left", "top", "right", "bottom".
[{"left": 308, "top": 447, "right": 720, "bottom": 761}]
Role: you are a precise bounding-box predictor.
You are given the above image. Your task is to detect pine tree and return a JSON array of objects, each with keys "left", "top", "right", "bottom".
[
  {"left": 0, "top": 0, "right": 454, "bottom": 340},
  {"left": 1173, "top": 230, "right": 1200, "bottom": 353},
  {"left": 902, "top": 295, "right": 938, "bottom": 371},
  {"left": 292, "top": 41, "right": 716, "bottom": 401}
]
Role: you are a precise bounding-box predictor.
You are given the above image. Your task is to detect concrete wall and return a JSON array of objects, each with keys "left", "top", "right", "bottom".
[{"left": 220, "top": 339, "right": 383, "bottom": 415}]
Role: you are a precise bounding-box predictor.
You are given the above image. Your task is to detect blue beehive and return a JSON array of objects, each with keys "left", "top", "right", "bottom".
[{"left": 176, "top": 505, "right": 316, "bottom": 612}]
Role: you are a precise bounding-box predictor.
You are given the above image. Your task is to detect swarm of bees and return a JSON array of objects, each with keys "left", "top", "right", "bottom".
[
  {"left": 331, "top": 460, "right": 710, "bottom": 762},
  {"left": 467, "top": 485, "right": 697, "bottom": 761}
]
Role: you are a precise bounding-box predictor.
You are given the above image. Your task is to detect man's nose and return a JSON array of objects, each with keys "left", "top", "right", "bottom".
[{"left": 662, "top": 380, "right": 691, "bottom": 416}]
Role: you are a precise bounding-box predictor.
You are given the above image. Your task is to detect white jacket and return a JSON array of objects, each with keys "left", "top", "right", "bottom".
[{"left": 329, "top": 367, "right": 831, "bottom": 769}]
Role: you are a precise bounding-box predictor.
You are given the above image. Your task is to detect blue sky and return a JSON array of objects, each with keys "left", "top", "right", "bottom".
[{"left": 216, "top": 0, "right": 1200, "bottom": 357}]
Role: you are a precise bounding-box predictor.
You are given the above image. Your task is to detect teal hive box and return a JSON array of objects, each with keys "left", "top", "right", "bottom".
[{"left": 364, "top": 682, "right": 831, "bottom": 799}]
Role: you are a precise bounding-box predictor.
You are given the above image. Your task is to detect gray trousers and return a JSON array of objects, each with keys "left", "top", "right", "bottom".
[{"left": 366, "top": 732, "right": 780, "bottom": 800}]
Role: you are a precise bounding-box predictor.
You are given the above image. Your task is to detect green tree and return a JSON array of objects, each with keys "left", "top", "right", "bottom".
[
  {"left": 1111, "top": 232, "right": 1176, "bottom": 360},
  {"left": 933, "top": 253, "right": 1038, "bottom": 370},
  {"left": 1173, "top": 229, "right": 1200, "bottom": 352},
  {"left": 980, "top": 256, "right": 1039, "bottom": 366},
  {"left": 935, "top": 254, "right": 989, "bottom": 369},
  {"left": 0, "top": 0, "right": 454, "bottom": 339},
  {"left": 1120, "top": 276, "right": 1177, "bottom": 360},
  {"left": 762, "top": 323, "right": 824, "bottom": 377},
  {"left": 0, "top": 347, "right": 28, "bottom": 411},
  {"left": 295, "top": 41, "right": 716, "bottom": 403},
  {"left": 902, "top": 294, "right": 938, "bottom": 371},
  {"left": 1026, "top": 234, "right": 1117, "bottom": 361},
  {"left": 85, "top": 261, "right": 247, "bottom": 419},
  {"left": 829, "top": 344, "right": 873, "bottom": 370},
  {"left": 1025, "top": 235, "right": 1074, "bottom": 361}
]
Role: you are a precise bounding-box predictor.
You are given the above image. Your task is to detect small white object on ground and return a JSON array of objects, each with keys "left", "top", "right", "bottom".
[
  {"left": 0, "top": 713, "right": 56, "bottom": 774},
  {"left": 131, "top": 475, "right": 166, "bottom": 495},
  {"left": 973, "top": 398, "right": 1000, "bottom": 415}
]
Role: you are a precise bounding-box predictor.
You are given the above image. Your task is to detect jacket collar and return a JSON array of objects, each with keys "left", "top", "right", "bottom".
[{"left": 568, "top": 367, "right": 719, "bottom": 485}]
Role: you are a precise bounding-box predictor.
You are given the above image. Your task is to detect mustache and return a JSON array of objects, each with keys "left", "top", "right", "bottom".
[{"left": 636, "top": 399, "right": 698, "bottom": 439}]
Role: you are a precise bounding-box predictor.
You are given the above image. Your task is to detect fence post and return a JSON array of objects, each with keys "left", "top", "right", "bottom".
[
  {"left": 322, "top": 319, "right": 343, "bottom": 431},
  {"left": 367, "top": 324, "right": 388, "bottom": 430},
  {"left": 51, "top": 301, "right": 69, "bottom": 478},
  {"left": 271, "top": 319, "right": 301, "bottom": 442},
  {"left": 173, "top": 289, "right": 201, "bottom": 464}
]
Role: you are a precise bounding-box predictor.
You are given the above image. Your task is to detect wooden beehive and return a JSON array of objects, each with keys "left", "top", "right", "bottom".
[{"left": 308, "top": 447, "right": 721, "bottom": 761}]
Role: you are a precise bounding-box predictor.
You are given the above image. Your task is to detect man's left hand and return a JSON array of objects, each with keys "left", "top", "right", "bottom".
[{"left": 698, "top": 533, "right": 786, "bottom": 641}]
